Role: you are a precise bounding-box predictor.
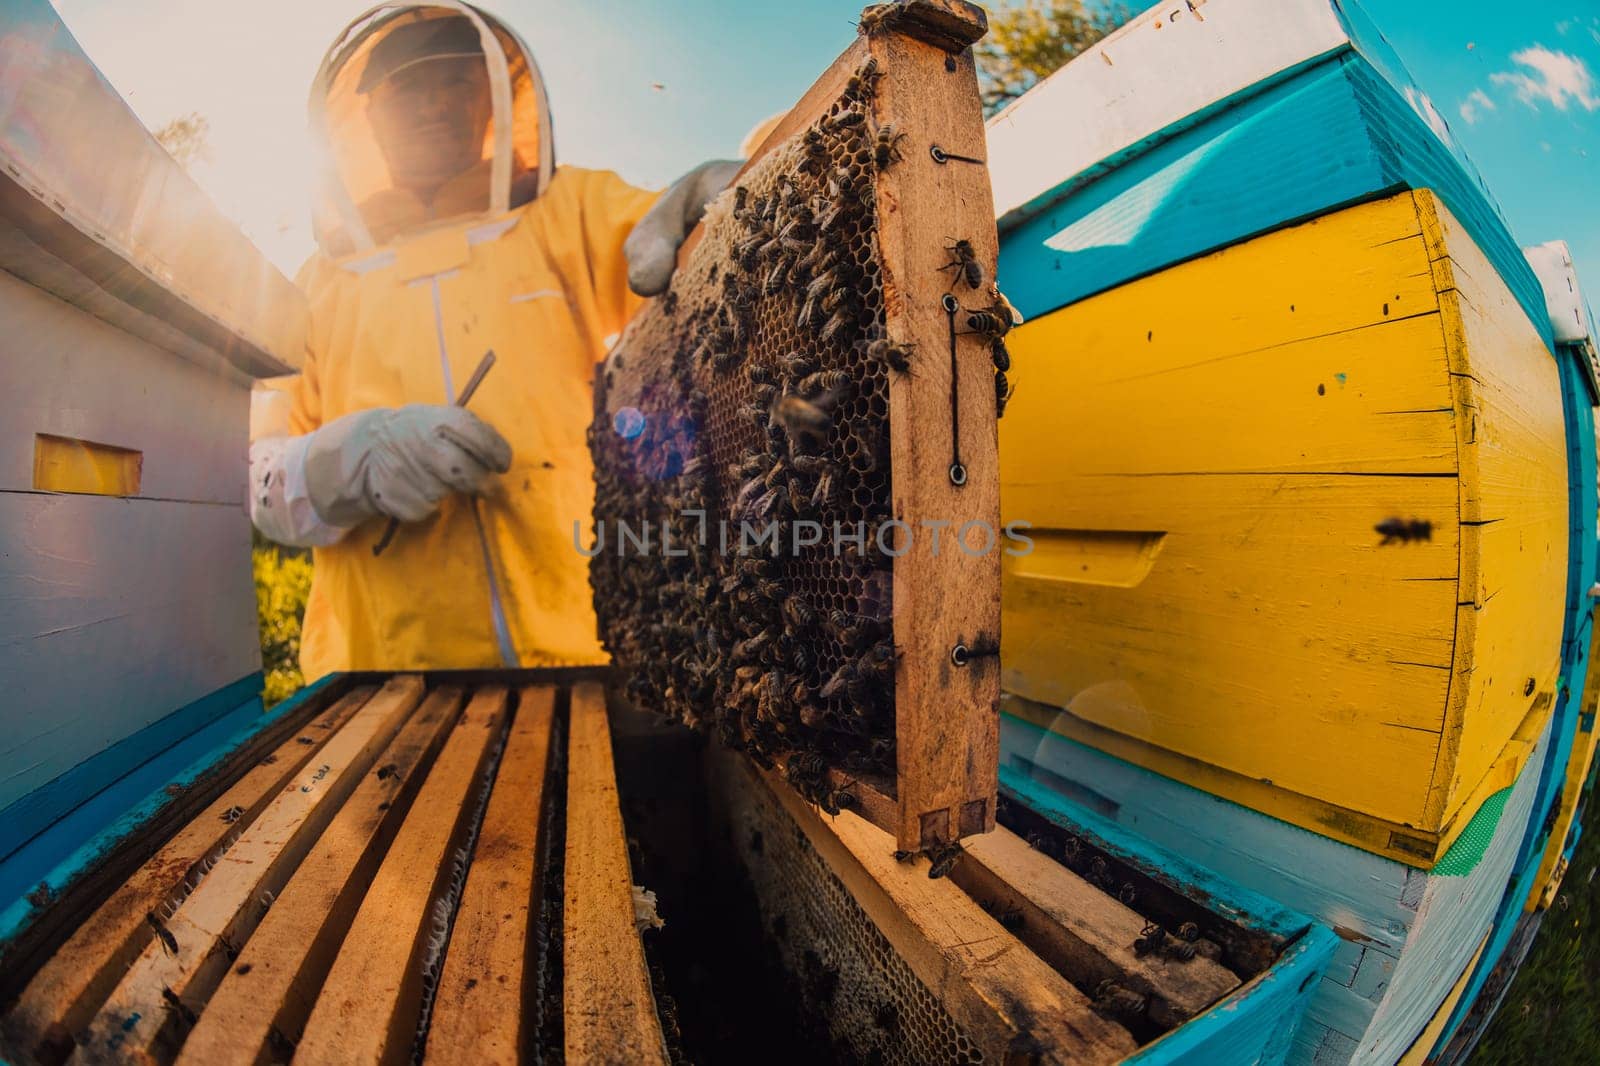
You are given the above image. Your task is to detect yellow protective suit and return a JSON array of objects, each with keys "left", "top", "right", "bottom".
[{"left": 288, "top": 3, "right": 658, "bottom": 677}]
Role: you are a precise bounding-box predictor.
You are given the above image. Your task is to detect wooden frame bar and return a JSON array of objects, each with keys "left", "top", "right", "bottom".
[
  {"left": 424, "top": 685, "right": 557, "bottom": 1065},
  {"left": 592, "top": 0, "right": 999, "bottom": 853},
  {"left": 735, "top": 752, "right": 1137, "bottom": 1064},
  {"left": 563, "top": 683, "right": 669, "bottom": 1066},
  {"left": 174, "top": 685, "right": 467, "bottom": 1064},
  {"left": 74, "top": 675, "right": 426, "bottom": 1062},
  {"left": 952, "top": 827, "right": 1240, "bottom": 1029},
  {"left": 0, "top": 684, "right": 376, "bottom": 1064},
  {"left": 293, "top": 686, "right": 510, "bottom": 1066},
  {"left": 866, "top": 2, "right": 1001, "bottom": 851}
]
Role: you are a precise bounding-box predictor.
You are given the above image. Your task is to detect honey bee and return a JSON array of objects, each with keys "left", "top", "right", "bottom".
[
  {"left": 764, "top": 259, "right": 791, "bottom": 295},
  {"left": 819, "top": 662, "right": 854, "bottom": 701},
  {"left": 846, "top": 57, "right": 883, "bottom": 97},
  {"left": 819, "top": 309, "right": 854, "bottom": 345},
  {"left": 774, "top": 394, "right": 832, "bottom": 449},
  {"left": 941, "top": 238, "right": 983, "bottom": 290},
  {"left": 994, "top": 369, "right": 1014, "bottom": 418},
  {"left": 819, "top": 786, "right": 856, "bottom": 817},
  {"left": 783, "top": 595, "right": 816, "bottom": 628},
  {"left": 873, "top": 124, "right": 909, "bottom": 169},
  {"left": 799, "top": 369, "right": 851, "bottom": 395},
  {"left": 1375, "top": 517, "right": 1433, "bottom": 545},
  {"left": 1093, "top": 980, "right": 1147, "bottom": 1019},
  {"left": 989, "top": 337, "right": 1011, "bottom": 372},
  {"left": 786, "top": 475, "right": 810, "bottom": 513},
  {"left": 779, "top": 351, "right": 820, "bottom": 379},
  {"left": 827, "top": 108, "right": 867, "bottom": 132},
  {"left": 1167, "top": 939, "right": 1198, "bottom": 962},
  {"left": 733, "top": 233, "right": 766, "bottom": 269},
  {"left": 862, "top": 338, "right": 913, "bottom": 373},
  {"left": 926, "top": 842, "right": 964, "bottom": 879},
  {"left": 857, "top": 2, "right": 898, "bottom": 35},
  {"left": 660, "top": 289, "right": 679, "bottom": 315},
  {"left": 824, "top": 165, "right": 858, "bottom": 203},
  {"left": 738, "top": 401, "right": 767, "bottom": 428},
  {"left": 966, "top": 308, "right": 1012, "bottom": 339},
  {"left": 712, "top": 349, "right": 742, "bottom": 375}
]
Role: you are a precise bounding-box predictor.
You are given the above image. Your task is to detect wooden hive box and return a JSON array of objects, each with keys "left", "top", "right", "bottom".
[
  {"left": 983, "top": 0, "right": 1592, "bottom": 875},
  {"left": 590, "top": 0, "right": 1006, "bottom": 853},
  {"left": 0, "top": 0, "right": 303, "bottom": 928},
  {"left": 984, "top": 2, "right": 1598, "bottom": 1060},
  {"left": 1000, "top": 188, "right": 1569, "bottom": 867}
]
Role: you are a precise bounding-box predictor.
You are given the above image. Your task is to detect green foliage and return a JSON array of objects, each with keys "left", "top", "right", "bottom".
[
  {"left": 253, "top": 533, "right": 312, "bottom": 707},
  {"left": 1472, "top": 779, "right": 1600, "bottom": 1063},
  {"left": 975, "top": 1, "right": 1133, "bottom": 115}
]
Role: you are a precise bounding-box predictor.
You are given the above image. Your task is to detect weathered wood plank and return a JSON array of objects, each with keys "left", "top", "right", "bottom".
[
  {"left": 953, "top": 826, "right": 1239, "bottom": 1029},
  {"left": 292, "top": 685, "right": 509, "bottom": 1066},
  {"left": 0, "top": 686, "right": 374, "bottom": 1064},
  {"left": 1414, "top": 190, "right": 1569, "bottom": 830},
  {"left": 72, "top": 676, "right": 425, "bottom": 1063},
  {"left": 753, "top": 760, "right": 1137, "bottom": 1064},
  {"left": 869, "top": 15, "right": 1001, "bottom": 850},
  {"left": 173, "top": 686, "right": 466, "bottom": 1066},
  {"left": 424, "top": 685, "right": 556, "bottom": 1065},
  {"left": 564, "top": 682, "right": 669, "bottom": 1066}
]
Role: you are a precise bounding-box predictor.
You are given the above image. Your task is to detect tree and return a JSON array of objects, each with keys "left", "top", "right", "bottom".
[
  {"left": 975, "top": 1, "right": 1133, "bottom": 115},
  {"left": 153, "top": 111, "right": 210, "bottom": 171}
]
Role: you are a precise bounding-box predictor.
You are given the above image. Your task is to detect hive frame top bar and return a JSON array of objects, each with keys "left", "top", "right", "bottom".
[{"left": 593, "top": 0, "right": 1001, "bottom": 853}]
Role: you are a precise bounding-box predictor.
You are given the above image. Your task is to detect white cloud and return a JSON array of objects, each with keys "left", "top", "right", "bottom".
[
  {"left": 1489, "top": 45, "right": 1600, "bottom": 112},
  {"left": 1404, "top": 86, "right": 1453, "bottom": 145},
  {"left": 1458, "top": 88, "right": 1496, "bottom": 124}
]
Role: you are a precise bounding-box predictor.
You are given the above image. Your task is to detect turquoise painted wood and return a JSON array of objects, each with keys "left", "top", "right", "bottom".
[
  {"left": 0, "top": 672, "right": 264, "bottom": 862},
  {"left": 995, "top": 48, "right": 1554, "bottom": 355},
  {"left": 0, "top": 673, "right": 336, "bottom": 945},
  {"left": 1131, "top": 932, "right": 1339, "bottom": 1066},
  {"left": 1001, "top": 708, "right": 1553, "bottom": 1064},
  {"left": 1429, "top": 347, "right": 1599, "bottom": 1055},
  {"left": 1001, "top": 767, "right": 1338, "bottom": 1065}
]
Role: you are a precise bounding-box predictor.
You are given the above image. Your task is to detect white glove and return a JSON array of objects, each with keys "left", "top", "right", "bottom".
[
  {"left": 303, "top": 405, "right": 513, "bottom": 527},
  {"left": 625, "top": 159, "right": 743, "bottom": 296}
]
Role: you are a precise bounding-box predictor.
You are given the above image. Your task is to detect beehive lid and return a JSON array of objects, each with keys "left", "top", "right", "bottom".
[
  {"left": 0, "top": 0, "right": 303, "bottom": 379},
  {"left": 984, "top": 0, "right": 1553, "bottom": 351}
]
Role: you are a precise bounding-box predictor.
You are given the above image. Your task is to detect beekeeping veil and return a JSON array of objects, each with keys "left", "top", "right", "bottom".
[{"left": 308, "top": 2, "right": 554, "bottom": 256}]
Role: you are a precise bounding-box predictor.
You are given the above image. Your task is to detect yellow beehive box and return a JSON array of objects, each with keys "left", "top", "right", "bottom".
[{"left": 1000, "top": 189, "right": 1569, "bottom": 867}]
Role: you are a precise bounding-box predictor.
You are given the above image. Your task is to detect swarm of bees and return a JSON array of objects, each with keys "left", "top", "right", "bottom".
[{"left": 590, "top": 56, "right": 923, "bottom": 803}]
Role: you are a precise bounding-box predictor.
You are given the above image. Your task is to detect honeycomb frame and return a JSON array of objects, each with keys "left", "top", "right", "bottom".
[{"left": 590, "top": 0, "right": 1001, "bottom": 852}]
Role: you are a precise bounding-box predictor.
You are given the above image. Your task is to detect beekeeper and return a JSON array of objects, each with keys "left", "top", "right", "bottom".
[{"left": 250, "top": 3, "right": 737, "bottom": 676}]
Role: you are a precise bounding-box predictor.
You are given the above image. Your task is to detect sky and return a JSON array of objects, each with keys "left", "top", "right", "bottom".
[{"left": 46, "top": 0, "right": 1600, "bottom": 305}]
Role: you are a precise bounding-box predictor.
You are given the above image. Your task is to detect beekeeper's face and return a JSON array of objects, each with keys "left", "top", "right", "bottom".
[{"left": 367, "top": 56, "right": 492, "bottom": 194}]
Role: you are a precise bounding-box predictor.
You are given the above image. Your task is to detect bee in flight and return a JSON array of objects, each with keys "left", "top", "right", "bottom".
[{"left": 1374, "top": 517, "right": 1433, "bottom": 545}]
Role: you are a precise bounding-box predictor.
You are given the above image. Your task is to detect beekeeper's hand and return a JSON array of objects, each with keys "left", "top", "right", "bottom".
[
  {"left": 625, "top": 159, "right": 742, "bottom": 296},
  {"left": 303, "top": 405, "right": 513, "bottom": 526}
]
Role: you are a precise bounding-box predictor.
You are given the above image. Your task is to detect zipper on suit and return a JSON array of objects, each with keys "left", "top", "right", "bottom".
[{"left": 429, "top": 273, "right": 520, "bottom": 668}]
